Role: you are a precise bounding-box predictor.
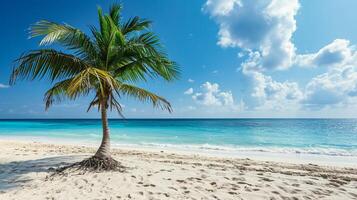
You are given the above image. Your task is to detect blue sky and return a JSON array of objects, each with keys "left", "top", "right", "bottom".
[{"left": 1, "top": 0, "right": 357, "bottom": 118}]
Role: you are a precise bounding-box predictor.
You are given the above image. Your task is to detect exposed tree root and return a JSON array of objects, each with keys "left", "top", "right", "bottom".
[{"left": 50, "top": 156, "right": 126, "bottom": 176}]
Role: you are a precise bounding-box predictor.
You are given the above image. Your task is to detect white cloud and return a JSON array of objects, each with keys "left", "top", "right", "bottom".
[
  {"left": 204, "top": 0, "right": 357, "bottom": 112},
  {"left": 245, "top": 42, "right": 357, "bottom": 110},
  {"left": 204, "top": 0, "right": 302, "bottom": 110},
  {"left": 299, "top": 39, "right": 357, "bottom": 108},
  {"left": 184, "top": 88, "right": 194, "bottom": 95},
  {"left": 184, "top": 82, "right": 246, "bottom": 116},
  {"left": 245, "top": 71, "right": 303, "bottom": 110},
  {"left": 188, "top": 78, "right": 195, "bottom": 83},
  {"left": 204, "top": 0, "right": 299, "bottom": 70},
  {"left": 204, "top": 1, "right": 356, "bottom": 72},
  {"left": 0, "top": 83, "right": 9, "bottom": 88},
  {"left": 203, "top": 0, "right": 240, "bottom": 16},
  {"left": 303, "top": 64, "right": 357, "bottom": 108},
  {"left": 296, "top": 39, "right": 356, "bottom": 68},
  {"left": 191, "top": 82, "right": 235, "bottom": 107}
]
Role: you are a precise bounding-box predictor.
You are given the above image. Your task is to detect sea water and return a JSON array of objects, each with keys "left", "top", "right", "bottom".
[{"left": 0, "top": 119, "right": 357, "bottom": 158}]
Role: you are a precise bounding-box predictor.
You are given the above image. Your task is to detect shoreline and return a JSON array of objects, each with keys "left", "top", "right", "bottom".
[
  {"left": 0, "top": 136, "right": 356, "bottom": 168},
  {"left": 0, "top": 139, "right": 356, "bottom": 199}
]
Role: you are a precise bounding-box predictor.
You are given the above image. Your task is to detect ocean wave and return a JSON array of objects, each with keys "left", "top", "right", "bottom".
[
  {"left": 2, "top": 135, "right": 355, "bottom": 157},
  {"left": 112, "top": 142, "right": 357, "bottom": 157}
]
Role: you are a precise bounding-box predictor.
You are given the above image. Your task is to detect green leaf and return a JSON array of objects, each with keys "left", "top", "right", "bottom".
[{"left": 11, "top": 3, "right": 180, "bottom": 117}]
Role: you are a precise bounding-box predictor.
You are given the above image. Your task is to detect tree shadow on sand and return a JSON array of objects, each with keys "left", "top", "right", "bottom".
[{"left": 0, "top": 155, "right": 87, "bottom": 191}]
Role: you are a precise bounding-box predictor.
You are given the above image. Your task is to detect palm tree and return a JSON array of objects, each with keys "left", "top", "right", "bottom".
[{"left": 10, "top": 4, "right": 179, "bottom": 171}]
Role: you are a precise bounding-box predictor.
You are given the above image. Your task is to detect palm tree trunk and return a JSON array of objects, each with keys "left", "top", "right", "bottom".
[{"left": 95, "top": 102, "right": 111, "bottom": 158}]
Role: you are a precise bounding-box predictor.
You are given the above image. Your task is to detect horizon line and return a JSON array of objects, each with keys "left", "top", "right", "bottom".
[{"left": 1, "top": 117, "right": 357, "bottom": 120}]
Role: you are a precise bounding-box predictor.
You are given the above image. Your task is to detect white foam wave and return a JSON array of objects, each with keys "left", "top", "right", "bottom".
[{"left": 112, "top": 142, "right": 357, "bottom": 157}]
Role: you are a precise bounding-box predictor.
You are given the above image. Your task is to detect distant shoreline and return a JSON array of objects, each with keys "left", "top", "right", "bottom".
[
  {"left": 1, "top": 118, "right": 357, "bottom": 120},
  {"left": 1, "top": 119, "right": 356, "bottom": 167}
]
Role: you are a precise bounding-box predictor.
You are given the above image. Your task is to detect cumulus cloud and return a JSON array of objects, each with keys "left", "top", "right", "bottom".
[
  {"left": 204, "top": 1, "right": 356, "bottom": 72},
  {"left": 299, "top": 39, "right": 357, "bottom": 108},
  {"left": 204, "top": 0, "right": 302, "bottom": 110},
  {"left": 184, "top": 88, "right": 194, "bottom": 95},
  {"left": 245, "top": 71, "right": 303, "bottom": 110},
  {"left": 204, "top": 0, "right": 299, "bottom": 70},
  {"left": 245, "top": 40, "right": 357, "bottom": 109},
  {"left": 204, "top": 0, "right": 357, "bottom": 111},
  {"left": 303, "top": 65, "right": 357, "bottom": 108},
  {"left": 188, "top": 78, "right": 195, "bottom": 83},
  {"left": 0, "top": 83, "right": 9, "bottom": 89},
  {"left": 193, "top": 82, "right": 232, "bottom": 106},
  {"left": 187, "top": 82, "right": 237, "bottom": 108},
  {"left": 296, "top": 39, "right": 356, "bottom": 68}
]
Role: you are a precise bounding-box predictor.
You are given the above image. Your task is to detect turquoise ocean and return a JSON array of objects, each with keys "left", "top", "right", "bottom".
[{"left": 0, "top": 119, "right": 357, "bottom": 157}]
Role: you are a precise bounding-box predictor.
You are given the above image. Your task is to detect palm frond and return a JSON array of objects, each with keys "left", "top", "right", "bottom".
[
  {"left": 97, "top": 6, "right": 109, "bottom": 41},
  {"left": 11, "top": 3, "right": 179, "bottom": 117},
  {"left": 109, "top": 4, "right": 122, "bottom": 26},
  {"left": 108, "top": 93, "right": 125, "bottom": 118},
  {"left": 112, "top": 35, "right": 180, "bottom": 82},
  {"left": 10, "top": 49, "right": 90, "bottom": 84},
  {"left": 67, "top": 67, "right": 119, "bottom": 98},
  {"left": 87, "top": 93, "right": 101, "bottom": 112},
  {"left": 117, "top": 83, "right": 172, "bottom": 112},
  {"left": 30, "top": 20, "right": 98, "bottom": 60},
  {"left": 44, "top": 78, "right": 73, "bottom": 110},
  {"left": 121, "top": 16, "right": 151, "bottom": 35}
]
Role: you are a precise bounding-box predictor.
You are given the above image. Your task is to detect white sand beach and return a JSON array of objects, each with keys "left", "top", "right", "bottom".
[{"left": 0, "top": 139, "right": 356, "bottom": 200}]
